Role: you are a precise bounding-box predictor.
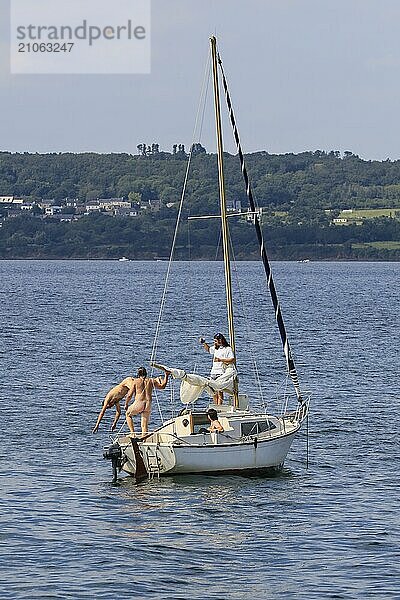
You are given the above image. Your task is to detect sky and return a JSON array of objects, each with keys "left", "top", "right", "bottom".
[{"left": 1, "top": 0, "right": 400, "bottom": 160}]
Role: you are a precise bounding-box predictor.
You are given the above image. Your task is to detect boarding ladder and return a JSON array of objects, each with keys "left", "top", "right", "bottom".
[{"left": 144, "top": 445, "right": 161, "bottom": 479}]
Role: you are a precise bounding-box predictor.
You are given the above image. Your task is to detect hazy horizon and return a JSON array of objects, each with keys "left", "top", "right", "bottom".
[{"left": 2, "top": 0, "right": 400, "bottom": 161}]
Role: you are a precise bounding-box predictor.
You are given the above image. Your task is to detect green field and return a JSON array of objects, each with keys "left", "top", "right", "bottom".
[
  {"left": 338, "top": 208, "right": 400, "bottom": 219},
  {"left": 352, "top": 241, "right": 400, "bottom": 250}
]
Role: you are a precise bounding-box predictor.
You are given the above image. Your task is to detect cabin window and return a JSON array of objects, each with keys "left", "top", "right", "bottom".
[
  {"left": 241, "top": 420, "right": 276, "bottom": 436},
  {"left": 192, "top": 413, "right": 210, "bottom": 434},
  {"left": 257, "top": 420, "right": 277, "bottom": 433},
  {"left": 241, "top": 422, "right": 256, "bottom": 436}
]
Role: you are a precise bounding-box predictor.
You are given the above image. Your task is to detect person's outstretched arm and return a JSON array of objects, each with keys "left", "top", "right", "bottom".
[
  {"left": 92, "top": 403, "right": 108, "bottom": 433},
  {"left": 199, "top": 337, "right": 210, "bottom": 352},
  {"left": 153, "top": 371, "right": 170, "bottom": 390}
]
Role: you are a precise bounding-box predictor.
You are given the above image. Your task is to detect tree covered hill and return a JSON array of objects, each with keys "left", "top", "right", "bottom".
[
  {"left": 2, "top": 149, "right": 400, "bottom": 210},
  {"left": 1, "top": 149, "right": 400, "bottom": 260}
]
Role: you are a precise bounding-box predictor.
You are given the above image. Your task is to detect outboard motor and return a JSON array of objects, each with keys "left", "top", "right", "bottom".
[{"left": 103, "top": 442, "right": 122, "bottom": 483}]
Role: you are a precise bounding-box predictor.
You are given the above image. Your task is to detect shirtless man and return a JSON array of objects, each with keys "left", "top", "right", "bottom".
[
  {"left": 125, "top": 366, "right": 170, "bottom": 435},
  {"left": 206, "top": 408, "right": 224, "bottom": 432},
  {"left": 198, "top": 409, "right": 224, "bottom": 434},
  {"left": 92, "top": 376, "right": 135, "bottom": 433}
]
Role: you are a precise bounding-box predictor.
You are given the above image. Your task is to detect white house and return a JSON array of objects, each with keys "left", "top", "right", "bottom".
[
  {"left": 85, "top": 202, "right": 101, "bottom": 213},
  {"left": 45, "top": 206, "right": 62, "bottom": 216},
  {"left": 0, "top": 196, "right": 23, "bottom": 204}
]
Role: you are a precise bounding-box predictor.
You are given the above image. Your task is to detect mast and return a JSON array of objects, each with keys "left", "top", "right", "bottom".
[{"left": 210, "top": 35, "right": 239, "bottom": 407}]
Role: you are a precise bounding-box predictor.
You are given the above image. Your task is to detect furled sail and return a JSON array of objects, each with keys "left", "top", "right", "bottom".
[
  {"left": 217, "top": 50, "right": 303, "bottom": 402},
  {"left": 152, "top": 363, "right": 237, "bottom": 404}
]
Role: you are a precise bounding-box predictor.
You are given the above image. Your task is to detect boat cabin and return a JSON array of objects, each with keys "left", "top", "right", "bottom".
[{"left": 121, "top": 410, "right": 285, "bottom": 447}]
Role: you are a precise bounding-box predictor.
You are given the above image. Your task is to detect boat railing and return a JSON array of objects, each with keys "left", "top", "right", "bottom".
[
  {"left": 279, "top": 393, "right": 310, "bottom": 434},
  {"left": 289, "top": 393, "right": 311, "bottom": 423}
]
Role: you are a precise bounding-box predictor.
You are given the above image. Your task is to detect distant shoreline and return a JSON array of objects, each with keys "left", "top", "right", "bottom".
[{"left": 1, "top": 256, "right": 399, "bottom": 262}]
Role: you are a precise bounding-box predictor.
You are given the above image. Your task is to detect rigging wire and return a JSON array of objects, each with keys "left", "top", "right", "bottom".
[
  {"left": 150, "top": 48, "right": 212, "bottom": 412},
  {"left": 170, "top": 376, "right": 176, "bottom": 418},
  {"left": 306, "top": 411, "right": 309, "bottom": 469},
  {"left": 198, "top": 54, "right": 211, "bottom": 144},
  {"left": 187, "top": 54, "right": 211, "bottom": 360},
  {"left": 282, "top": 374, "right": 290, "bottom": 415},
  {"left": 214, "top": 228, "right": 222, "bottom": 261},
  {"left": 187, "top": 207, "right": 192, "bottom": 329}
]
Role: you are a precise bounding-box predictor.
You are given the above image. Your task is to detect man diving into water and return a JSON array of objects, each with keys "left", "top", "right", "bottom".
[{"left": 92, "top": 376, "right": 135, "bottom": 433}]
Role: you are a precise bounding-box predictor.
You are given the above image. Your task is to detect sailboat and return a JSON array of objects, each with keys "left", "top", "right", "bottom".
[{"left": 102, "top": 37, "right": 310, "bottom": 482}]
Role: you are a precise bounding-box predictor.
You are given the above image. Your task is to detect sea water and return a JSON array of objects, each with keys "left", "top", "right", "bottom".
[{"left": 1, "top": 260, "right": 399, "bottom": 599}]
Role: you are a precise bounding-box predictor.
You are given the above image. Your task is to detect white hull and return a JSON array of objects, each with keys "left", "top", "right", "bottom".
[
  {"left": 163, "top": 434, "right": 295, "bottom": 475},
  {"left": 114, "top": 408, "right": 306, "bottom": 478},
  {"left": 170, "top": 434, "right": 295, "bottom": 474}
]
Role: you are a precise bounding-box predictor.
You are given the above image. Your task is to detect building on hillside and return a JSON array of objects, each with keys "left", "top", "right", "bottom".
[
  {"left": 100, "top": 200, "right": 132, "bottom": 214},
  {"left": 45, "top": 205, "right": 62, "bottom": 216},
  {"left": 65, "top": 199, "right": 78, "bottom": 208},
  {"left": 43, "top": 212, "right": 82, "bottom": 222},
  {"left": 227, "top": 199, "right": 242, "bottom": 212},
  {"left": 0, "top": 196, "right": 24, "bottom": 205},
  {"left": 246, "top": 206, "right": 263, "bottom": 224},
  {"left": 38, "top": 200, "right": 56, "bottom": 210},
  {"left": 85, "top": 202, "right": 101, "bottom": 214},
  {"left": 139, "top": 198, "right": 161, "bottom": 211},
  {"left": 98, "top": 198, "right": 128, "bottom": 210},
  {"left": 114, "top": 207, "right": 139, "bottom": 217}
]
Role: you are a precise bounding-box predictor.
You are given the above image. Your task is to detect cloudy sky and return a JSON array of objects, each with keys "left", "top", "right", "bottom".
[{"left": 1, "top": 0, "right": 400, "bottom": 160}]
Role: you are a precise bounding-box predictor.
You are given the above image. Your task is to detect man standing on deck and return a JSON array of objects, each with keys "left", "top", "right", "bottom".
[
  {"left": 92, "top": 376, "right": 135, "bottom": 433},
  {"left": 125, "top": 366, "right": 170, "bottom": 436}
]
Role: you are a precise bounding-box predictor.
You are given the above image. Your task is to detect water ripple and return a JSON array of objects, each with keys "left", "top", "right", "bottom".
[{"left": 1, "top": 260, "right": 399, "bottom": 599}]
